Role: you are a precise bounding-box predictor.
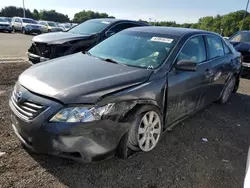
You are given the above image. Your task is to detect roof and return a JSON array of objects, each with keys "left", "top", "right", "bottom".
[
  {"left": 128, "top": 26, "right": 216, "bottom": 37},
  {"left": 88, "top": 18, "right": 149, "bottom": 25}
]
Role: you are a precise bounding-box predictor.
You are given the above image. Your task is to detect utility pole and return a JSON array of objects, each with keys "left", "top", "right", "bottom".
[
  {"left": 23, "top": 0, "right": 25, "bottom": 18},
  {"left": 241, "top": 0, "right": 250, "bottom": 30},
  {"left": 220, "top": 28, "right": 223, "bottom": 36}
]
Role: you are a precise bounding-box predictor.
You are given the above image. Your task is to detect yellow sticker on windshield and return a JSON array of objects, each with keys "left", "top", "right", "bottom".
[{"left": 150, "top": 37, "right": 173, "bottom": 43}]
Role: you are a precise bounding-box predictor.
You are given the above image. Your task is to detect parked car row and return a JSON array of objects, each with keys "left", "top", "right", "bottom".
[
  {"left": 0, "top": 16, "right": 77, "bottom": 34},
  {"left": 9, "top": 18, "right": 242, "bottom": 162}
]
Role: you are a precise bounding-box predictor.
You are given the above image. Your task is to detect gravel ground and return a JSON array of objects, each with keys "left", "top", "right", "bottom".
[{"left": 0, "top": 61, "right": 249, "bottom": 188}]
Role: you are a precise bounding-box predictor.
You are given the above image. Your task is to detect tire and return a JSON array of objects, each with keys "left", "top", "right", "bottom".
[
  {"left": 22, "top": 27, "right": 26, "bottom": 34},
  {"left": 48, "top": 29, "right": 51, "bottom": 32},
  {"left": 116, "top": 105, "right": 163, "bottom": 159},
  {"left": 218, "top": 76, "right": 236, "bottom": 104}
]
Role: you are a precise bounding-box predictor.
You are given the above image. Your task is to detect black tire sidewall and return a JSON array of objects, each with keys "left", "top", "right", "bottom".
[
  {"left": 127, "top": 105, "right": 163, "bottom": 152},
  {"left": 22, "top": 28, "right": 26, "bottom": 34},
  {"left": 220, "top": 76, "right": 236, "bottom": 104}
]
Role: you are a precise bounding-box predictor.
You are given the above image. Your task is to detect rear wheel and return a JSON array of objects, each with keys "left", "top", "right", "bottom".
[
  {"left": 117, "top": 105, "right": 163, "bottom": 158},
  {"left": 218, "top": 76, "right": 236, "bottom": 104}
]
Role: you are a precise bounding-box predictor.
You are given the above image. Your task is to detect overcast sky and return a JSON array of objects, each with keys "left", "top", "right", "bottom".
[{"left": 0, "top": 0, "right": 249, "bottom": 23}]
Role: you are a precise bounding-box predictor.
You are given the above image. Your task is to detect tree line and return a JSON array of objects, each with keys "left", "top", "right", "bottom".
[
  {"left": 0, "top": 6, "right": 114, "bottom": 23},
  {"left": 142, "top": 10, "right": 250, "bottom": 37},
  {"left": 0, "top": 6, "right": 249, "bottom": 36}
]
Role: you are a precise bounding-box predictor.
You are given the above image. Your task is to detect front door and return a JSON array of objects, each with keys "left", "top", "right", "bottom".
[{"left": 167, "top": 35, "right": 212, "bottom": 125}]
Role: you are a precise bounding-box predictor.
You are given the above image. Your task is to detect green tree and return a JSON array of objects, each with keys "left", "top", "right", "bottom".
[
  {"left": 73, "top": 10, "right": 115, "bottom": 23},
  {"left": 39, "top": 10, "right": 69, "bottom": 22},
  {"left": 33, "top": 9, "right": 40, "bottom": 20},
  {"left": 0, "top": 6, "right": 34, "bottom": 19}
]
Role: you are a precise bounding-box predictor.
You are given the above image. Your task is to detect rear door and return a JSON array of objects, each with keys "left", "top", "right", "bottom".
[
  {"left": 204, "top": 35, "right": 231, "bottom": 102},
  {"left": 167, "top": 35, "right": 212, "bottom": 124}
]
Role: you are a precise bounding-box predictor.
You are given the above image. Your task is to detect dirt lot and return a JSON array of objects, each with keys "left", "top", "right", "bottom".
[{"left": 0, "top": 61, "right": 249, "bottom": 188}]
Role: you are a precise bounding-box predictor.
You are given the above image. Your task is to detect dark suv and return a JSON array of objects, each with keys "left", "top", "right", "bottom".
[{"left": 27, "top": 18, "right": 149, "bottom": 64}]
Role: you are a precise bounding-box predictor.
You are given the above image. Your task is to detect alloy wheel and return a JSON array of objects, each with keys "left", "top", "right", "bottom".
[{"left": 137, "top": 111, "right": 161, "bottom": 152}]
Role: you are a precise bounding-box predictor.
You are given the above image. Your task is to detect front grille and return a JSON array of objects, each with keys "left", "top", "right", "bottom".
[
  {"left": 28, "top": 43, "right": 51, "bottom": 58},
  {"left": 241, "top": 51, "right": 250, "bottom": 62},
  {"left": 11, "top": 91, "right": 46, "bottom": 120},
  {"left": 0, "top": 24, "right": 9, "bottom": 27}
]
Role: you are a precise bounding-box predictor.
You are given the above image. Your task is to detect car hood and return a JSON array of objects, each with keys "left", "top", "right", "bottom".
[
  {"left": 229, "top": 41, "right": 250, "bottom": 52},
  {"left": 32, "top": 32, "right": 91, "bottom": 44},
  {"left": 49, "top": 26, "right": 63, "bottom": 30},
  {"left": 0, "top": 21, "right": 10, "bottom": 25},
  {"left": 19, "top": 53, "right": 152, "bottom": 104}
]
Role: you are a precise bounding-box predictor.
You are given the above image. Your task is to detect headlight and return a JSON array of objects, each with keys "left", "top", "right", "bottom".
[{"left": 50, "top": 104, "right": 114, "bottom": 123}]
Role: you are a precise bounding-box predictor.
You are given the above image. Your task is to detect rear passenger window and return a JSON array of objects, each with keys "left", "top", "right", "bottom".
[
  {"left": 108, "top": 23, "right": 140, "bottom": 34},
  {"left": 206, "top": 36, "right": 224, "bottom": 59},
  {"left": 177, "top": 36, "right": 206, "bottom": 63}
]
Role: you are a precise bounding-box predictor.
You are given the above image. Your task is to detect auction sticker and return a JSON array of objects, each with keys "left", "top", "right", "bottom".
[
  {"left": 150, "top": 37, "right": 173, "bottom": 43},
  {"left": 101, "top": 21, "right": 111, "bottom": 24}
]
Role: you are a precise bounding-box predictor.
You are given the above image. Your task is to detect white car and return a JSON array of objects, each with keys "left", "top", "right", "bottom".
[
  {"left": 38, "top": 21, "right": 64, "bottom": 32},
  {"left": 244, "top": 148, "right": 250, "bottom": 188}
]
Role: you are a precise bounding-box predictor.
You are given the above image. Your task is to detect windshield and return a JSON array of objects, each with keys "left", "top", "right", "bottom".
[
  {"left": 89, "top": 31, "right": 177, "bottom": 69},
  {"left": 5, "top": 18, "right": 12, "bottom": 22},
  {"left": 64, "top": 24, "right": 71, "bottom": 28},
  {"left": 22, "top": 19, "right": 37, "bottom": 24},
  {"left": 230, "top": 32, "right": 250, "bottom": 42},
  {"left": 48, "top": 22, "right": 57, "bottom": 27},
  {"left": 68, "top": 20, "right": 111, "bottom": 35},
  {"left": 0, "top": 17, "right": 7, "bottom": 22}
]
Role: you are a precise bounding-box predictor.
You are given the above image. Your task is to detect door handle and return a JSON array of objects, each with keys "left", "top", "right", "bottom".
[{"left": 204, "top": 69, "right": 213, "bottom": 78}]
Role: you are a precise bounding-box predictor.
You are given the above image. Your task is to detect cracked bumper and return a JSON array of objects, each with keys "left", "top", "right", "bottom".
[{"left": 27, "top": 52, "right": 50, "bottom": 64}]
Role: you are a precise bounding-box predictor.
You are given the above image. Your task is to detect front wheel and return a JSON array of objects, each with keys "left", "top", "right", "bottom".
[
  {"left": 117, "top": 106, "right": 163, "bottom": 158},
  {"left": 218, "top": 76, "right": 236, "bottom": 104}
]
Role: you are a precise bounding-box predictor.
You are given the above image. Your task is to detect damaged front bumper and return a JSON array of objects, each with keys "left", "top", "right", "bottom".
[
  {"left": 9, "top": 88, "right": 134, "bottom": 162},
  {"left": 27, "top": 52, "right": 50, "bottom": 64},
  {"left": 10, "top": 113, "right": 129, "bottom": 162}
]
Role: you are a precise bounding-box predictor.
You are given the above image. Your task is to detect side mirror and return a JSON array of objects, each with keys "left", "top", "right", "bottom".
[
  {"left": 105, "top": 31, "right": 115, "bottom": 37},
  {"left": 175, "top": 60, "right": 197, "bottom": 72}
]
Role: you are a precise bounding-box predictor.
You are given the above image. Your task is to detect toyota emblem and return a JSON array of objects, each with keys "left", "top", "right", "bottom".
[{"left": 15, "top": 91, "right": 22, "bottom": 103}]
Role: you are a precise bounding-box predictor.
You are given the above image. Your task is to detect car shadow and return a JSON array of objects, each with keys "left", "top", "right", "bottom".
[{"left": 27, "top": 92, "right": 250, "bottom": 188}]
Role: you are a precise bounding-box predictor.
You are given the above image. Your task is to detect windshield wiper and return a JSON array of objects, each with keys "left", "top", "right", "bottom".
[
  {"left": 84, "top": 51, "right": 92, "bottom": 56},
  {"left": 103, "top": 58, "right": 120, "bottom": 64}
]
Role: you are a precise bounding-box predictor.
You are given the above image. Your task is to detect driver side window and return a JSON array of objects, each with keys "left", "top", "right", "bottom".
[{"left": 177, "top": 36, "right": 206, "bottom": 64}]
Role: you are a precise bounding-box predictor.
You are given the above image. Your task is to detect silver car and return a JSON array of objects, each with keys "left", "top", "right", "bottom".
[
  {"left": 11, "top": 17, "right": 42, "bottom": 34},
  {"left": 0, "top": 17, "right": 12, "bottom": 33}
]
